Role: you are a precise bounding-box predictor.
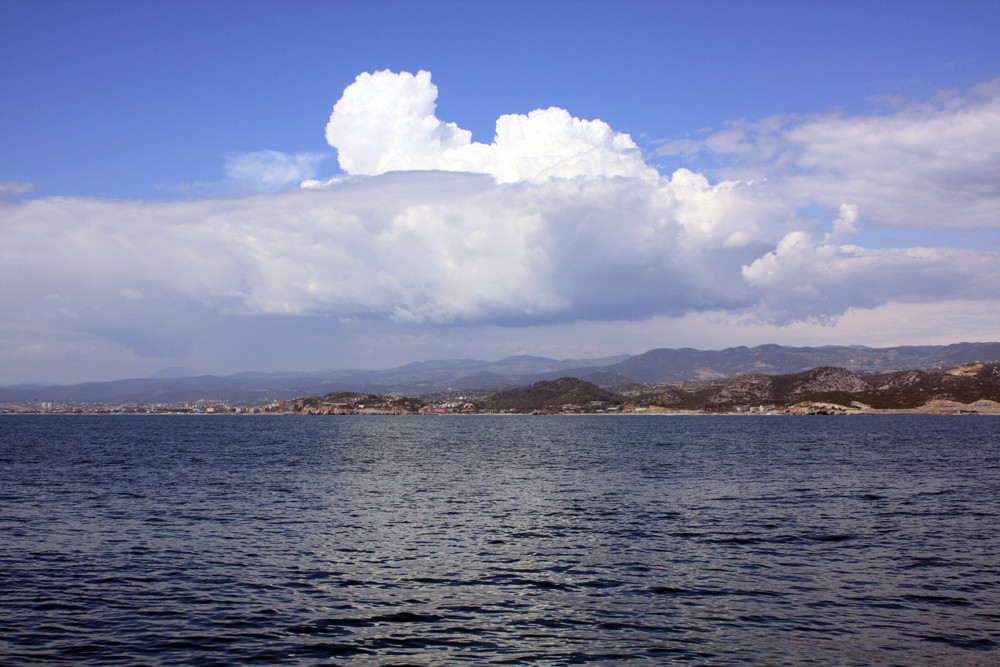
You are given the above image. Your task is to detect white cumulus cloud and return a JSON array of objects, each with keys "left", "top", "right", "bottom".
[{"left": 323, "top": 69, "right": 657, "bottom": 183}]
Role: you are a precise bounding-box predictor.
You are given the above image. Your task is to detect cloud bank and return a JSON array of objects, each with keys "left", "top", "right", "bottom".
[
  {"left": 3, "top": 71, "right": 999, "bottom": 382},
  {"left": 5, "top": 171, "right": 997, "bottom": 331}
]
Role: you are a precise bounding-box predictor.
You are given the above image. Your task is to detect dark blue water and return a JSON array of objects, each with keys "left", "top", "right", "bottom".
[{"left": 1, "top": 415, "right": 998, "bottom": 665}]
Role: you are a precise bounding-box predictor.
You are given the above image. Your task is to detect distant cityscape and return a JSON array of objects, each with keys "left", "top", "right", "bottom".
[{"left": 1, "top": 399, "right": 277, "bottom": 415}]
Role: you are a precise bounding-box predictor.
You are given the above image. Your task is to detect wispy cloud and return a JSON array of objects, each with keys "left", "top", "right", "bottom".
[
  {"left": 225, "top": 150, "right": 327, "bottom": 189},
  {"left": 656, "top": 77, "right": 1000, "bottom": 231},
  {"left": 0, "top": 181, "right": 37, "bottom": 197}
]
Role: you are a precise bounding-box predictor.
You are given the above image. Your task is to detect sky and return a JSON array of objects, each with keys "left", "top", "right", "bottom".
[{"left": 2, "top": 0, "right": 1000, "bottom": 385}]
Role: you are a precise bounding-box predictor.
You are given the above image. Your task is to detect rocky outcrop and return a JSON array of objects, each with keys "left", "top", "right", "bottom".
[
  {"left": 788, "top": 367, "right": 872, "bottom": 396},
  {"left": 275, "top": 392, "right": 425, "bottom": 414},
  {"left": 705, "top": 375, "right": 777, "bottom": 407},
  {"left": 474, "top": 377, "right": 623, "bottom": 413}
]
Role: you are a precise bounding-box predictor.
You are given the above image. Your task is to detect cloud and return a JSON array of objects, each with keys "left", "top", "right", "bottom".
[
  {"left": 657, "top": 77, "right": 1000, "bottom": 230},
  {"left": 4, "top": 170, "right": 998, "bottom": 341},
  {"left": 225, "top": 150, "right": 326, "bottom": 189},
  {"left": 742, "top": 231, "right": 1000, "bottom": 324},
  {"left": 0, "top": 181, "right": 37, "bottom": 197},
  {"left": 322, "top": 69, "right": 657, "bottom": 183},
  {"left": 823, "top": 203, "right": 859, "bottom": 244},
  {"left": 3, "top": 71, "right": 1000, "bottom": 383}
]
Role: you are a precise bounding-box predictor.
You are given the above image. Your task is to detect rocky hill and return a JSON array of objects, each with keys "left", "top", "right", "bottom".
[
  {"left": 270, "top": 361, "right": 1000, "bottom": 415},
  {"left": 473, "top": 377, "right": 623, "bottom": 413},
  {"left": 634, "top": 361, "right": 1000, "bottom": 412},
  {"left": 276, "top": 392, "right": 426, "bottom": 415},
  {"left": 455, "top": 362, "right": 1000, "bottom": 413}
]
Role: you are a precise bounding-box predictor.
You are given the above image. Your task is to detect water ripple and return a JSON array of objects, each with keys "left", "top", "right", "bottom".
[{"left": 2, "top": 414, "right": 999, "bottom": 666}]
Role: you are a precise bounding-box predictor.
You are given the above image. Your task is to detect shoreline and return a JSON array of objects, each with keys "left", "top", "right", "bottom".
[{"left": 5, "top": 408, "right": 1000, "bottom": 417}]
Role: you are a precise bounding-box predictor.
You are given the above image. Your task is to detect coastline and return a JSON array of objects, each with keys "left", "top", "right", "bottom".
[{"left": 5, "top": 405, "right": 1000, "bottom": 416}]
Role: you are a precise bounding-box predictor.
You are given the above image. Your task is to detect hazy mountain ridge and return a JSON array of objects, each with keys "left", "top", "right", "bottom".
[
  {"left": 605, "top": 342, "right": 1000, "bottom": 384},
  {"left": 3, "top": 343, "right": 999, "bottom": 405}
]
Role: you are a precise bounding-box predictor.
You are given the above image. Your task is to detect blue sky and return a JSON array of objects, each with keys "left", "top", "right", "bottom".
[
  {"left": 5, "top": 0, "right": 996, "bottom": 199},
  {"left": 2, "top": 0, "right": 999, "bottom": 384}
]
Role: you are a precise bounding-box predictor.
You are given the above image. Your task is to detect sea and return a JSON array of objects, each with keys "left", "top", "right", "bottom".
[{"left": 1, "top": 414, "right": 998, "bottom": 666}]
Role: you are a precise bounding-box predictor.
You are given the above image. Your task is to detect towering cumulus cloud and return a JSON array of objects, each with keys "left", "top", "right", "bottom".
[{"left": 321, "top": 69, "right": 657, "bottom": 183}]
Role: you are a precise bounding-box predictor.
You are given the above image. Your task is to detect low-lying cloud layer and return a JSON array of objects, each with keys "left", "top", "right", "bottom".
[
  {"left": 2, "top": 70, "right": 999, "bottom": 382},
  {"left": 6, "top": 169, "right": 997, "bottom": 328}
]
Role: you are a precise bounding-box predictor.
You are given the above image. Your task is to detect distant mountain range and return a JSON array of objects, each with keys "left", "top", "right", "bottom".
[
  {"left": 601, "top": 342, "right": 1000, "bottom": 384},
  {"left": 3, "top": 343, "right": 1000, "bottom": 405}
]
